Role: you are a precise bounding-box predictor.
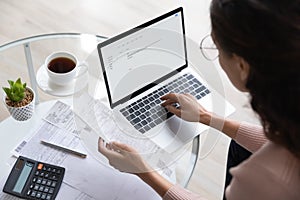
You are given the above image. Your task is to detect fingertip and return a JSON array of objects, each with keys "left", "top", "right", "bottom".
[
  {"left": 160, "top": 94, "right": 167, "bottom": 100},
  {"left": 98, "top": 138, "right": 104, "bottom": 152},
  {"left": 165, "top": 105, "right": 181, "bottom": 117},
  {"left": 161, "top": 102, "right": 167, "bottom": 107}
]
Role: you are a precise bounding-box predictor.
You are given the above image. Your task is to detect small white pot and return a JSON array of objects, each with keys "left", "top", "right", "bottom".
[{"left": 3, "top": 87, "right": 35, "bottom": 121}]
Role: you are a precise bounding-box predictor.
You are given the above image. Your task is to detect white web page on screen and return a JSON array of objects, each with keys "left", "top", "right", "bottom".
[{"left": 101, "top": 12, "right": 186, "bottom": 103}]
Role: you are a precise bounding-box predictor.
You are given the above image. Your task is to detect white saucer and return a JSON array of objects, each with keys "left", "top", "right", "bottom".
[{"left": 36, "top": 65, "right": 88, "bottom": 97}]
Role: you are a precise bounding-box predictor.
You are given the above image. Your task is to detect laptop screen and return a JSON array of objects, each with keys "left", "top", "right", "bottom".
[{"left": 98, "top": 8, "right": 187, "bottom": 108}]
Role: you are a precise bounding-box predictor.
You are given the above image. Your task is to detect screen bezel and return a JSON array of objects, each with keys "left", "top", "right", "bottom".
[{"left": 97, "top": 7, "right": 187, "bottom": 108}]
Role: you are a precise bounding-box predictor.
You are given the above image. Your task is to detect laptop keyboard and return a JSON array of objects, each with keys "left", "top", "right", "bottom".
[{"left": 120, "top": 73, "right": 210, "bottom": 134}]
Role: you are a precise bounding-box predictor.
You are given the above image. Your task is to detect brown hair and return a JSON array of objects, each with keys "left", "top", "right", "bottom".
[{"left": 210, "top": 0, "right": 300, "bottom": 158}]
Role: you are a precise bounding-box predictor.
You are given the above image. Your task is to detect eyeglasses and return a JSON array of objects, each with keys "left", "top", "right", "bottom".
[{"left": 200, "top": 34, "right": 219, "bottom": 61}]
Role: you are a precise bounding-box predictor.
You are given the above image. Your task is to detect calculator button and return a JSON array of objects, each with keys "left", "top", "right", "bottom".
[
  {"left": 31, "top": 191, "right": 37, "bottom": 197},
  {"left": 49, "top": 188, "right": 54, "bottom": 194},
  {"left": 44, "top": 187, "right": 49, "bottom": 193},
  {"left": 34, "top": 184, "right": 40, "bottom": 190},
  {"left": 36, "top": 192, "right": 42, "bottom": 198},
  {"left": 47, "top": 167, "right": 52, "bottom": 172},
  {"left": 52, "top": 168, "right": 56, "bottom": 173},
  {"left": 50, "top": 175, "right": 58, "bottom": 181},
  {"left": 44, "top": 173, "right": 49, "bottom": 178},
  {"left": 35, "top": 171, "right": 40, "bottom": 176},
  {"left": 42, "top": 179, "right": 47, "bottom": 185},
  {"left": 51, "top": 181, "right": 57, "bottom": 188},
  {"left": 37, "top": 178, "right": 42, "bottom": 184},
  {"left": 40, "top": 172, "right": 45, "bottom": 177},
  {"left": 46, "top": 180, "right": 52, "bottom": 186},
  {"left": 56, "top": 169, "right": 61, "bottom": 174},
  {"left": 39, "top": 185, "right": 45, "bottom": 191},
  {"left": 46, "top": 194, "right": 52, "bottom": 200},
  {"left": 38, "top": 163, "right": 43, "bottom": 170},
  {"left": 41, "top": 193, "right": 47, "bottom": 199},
  {"left": 32, "top": 177, "right": 37, "bottom": 183},
  {"left": 30, "top": 184, "right": 34, "bottom": 189},
  {"left": 43, "top": 166, "right": 47, "bottom": 171},
  {"left": 26, "top": 189, "right": 31, "bottom": 196}
]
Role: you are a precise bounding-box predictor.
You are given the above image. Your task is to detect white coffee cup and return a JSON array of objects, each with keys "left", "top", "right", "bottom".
[{"left": 45, "top": 51, "right": 87, "bottom": 86}]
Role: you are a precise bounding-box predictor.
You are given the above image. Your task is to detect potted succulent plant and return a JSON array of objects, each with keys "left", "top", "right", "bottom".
[{"left": 2, "top": 78, "right": 35, "bottom": 121}]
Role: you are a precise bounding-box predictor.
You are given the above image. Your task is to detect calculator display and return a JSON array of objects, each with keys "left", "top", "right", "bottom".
[{"left": 13, "top": 161, "right": 33, "bottom": 193}]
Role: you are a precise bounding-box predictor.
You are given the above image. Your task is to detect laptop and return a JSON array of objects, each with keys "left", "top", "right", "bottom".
[{"left": 97, "top": 7, "right": 235, "bottom": 152}]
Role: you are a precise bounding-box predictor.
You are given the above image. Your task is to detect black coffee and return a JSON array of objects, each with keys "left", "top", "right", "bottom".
[{"left": 48, "top": 57, "right": 76, "bottom": 73}]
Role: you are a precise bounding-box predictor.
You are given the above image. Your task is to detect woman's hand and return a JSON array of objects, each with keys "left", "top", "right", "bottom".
[
  {"left": 98, "top": 138, "right": 151, "bottom": 174},
  {"left": 161, "top": 93, "right": 211, "bottom": 125},
  {"left": 98, "top": 138, "right": 174, "bottom": 197}
]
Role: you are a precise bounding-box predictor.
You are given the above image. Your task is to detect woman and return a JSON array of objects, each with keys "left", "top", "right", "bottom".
[{"left": 98, "top": 0, "right": 300, "bottom": 199}]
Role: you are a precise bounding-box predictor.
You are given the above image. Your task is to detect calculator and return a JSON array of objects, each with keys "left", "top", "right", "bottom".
[{"left": 3, "top": 156, "right": 65, "bottom": 200}]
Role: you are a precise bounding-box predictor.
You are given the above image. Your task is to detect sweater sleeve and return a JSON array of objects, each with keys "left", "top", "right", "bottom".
[
  {"left": 163, "top": 185, "right": 206, "bottom": 200},
  {"left": 234, "top": 122, "right": 268, "bottom": 153}
]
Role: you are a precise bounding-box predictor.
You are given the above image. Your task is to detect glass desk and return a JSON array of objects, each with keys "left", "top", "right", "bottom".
[{"left": 0, "top": 33, "right": 200, "bottom": 195}]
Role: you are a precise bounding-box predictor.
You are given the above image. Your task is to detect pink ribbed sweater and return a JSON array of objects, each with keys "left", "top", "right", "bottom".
[{"left": 163, "top": 122, "right": 300, "bottom": 200}]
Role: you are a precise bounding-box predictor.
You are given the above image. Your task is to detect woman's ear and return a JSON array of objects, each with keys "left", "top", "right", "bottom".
[
  {"left": 239, "top": 58, "right": 250, "bottom": 83},
  {"left": 233, "top": 54, "right": 250, "bottom": 83}
]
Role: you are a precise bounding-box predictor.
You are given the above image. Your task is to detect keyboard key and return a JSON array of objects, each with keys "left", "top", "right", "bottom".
[
  {"left": 134, "top": 123, "right": 142, "bottom": 130},
  {"left": 140, "top": 114, "right": 146, "bottom": 120},
  {"left": 149, "top": 96, "right": 155, "bottom": 101},
  {"left": 154, "top": 118, "right": 163, "bottom": 125},
  {"left": 141, "top": 120, "right": 147, "bottom": 126},
  {"left": 146, "top": 117, "right": 153, "bottom": 123},
  {"left": 163, "top": 88, "right": 169, "bottom": 93},
  {"left": 157, "top": 111, "right": 163, "bottom": 116},
  {"left": 129, "top": 114, "right": 135, "bottom": 120},
  {"left": 134, "top": 110, "right": 141, "bottom": 116},
  {"left": 149, "top": 102, "right": 156, "bottom": 107},
  {"left": 186, "top": 74, "right": 194, "bottom": 80},
  {"left": 121, "top": 110, "right": 129, "bottom": 116},
  {"left": 145, "top": 111, "right": 151, "bottom": 117},
  {"left": 127, "top": 107, "right": 134, "bottom": 113},
  {"left": 155, "top": 99, "right": 161, "bottom": 104},
  {"left": 149, "top": 122, "right": 156, "bottom": 128},
  {"left": 132, "top": 118, "right": 141, "bottom": 124},
  {"left": 140, "top": 107, "right": 146, "bottom": 113},
  {"left": 139, "top": 128, "right": 146, "bottom": 134},
  {"left": 152, "top": 113, "right": 159, "bottom": 119},
  {"left": 153, "top": 93, "right": 159, "bottom": 98},
  {"left": 144, "top": 125, "right": 150, "bottom": 131},
  {"left": 150, "top": 109, "right": 156, "bottom": 114},
  {"left": 158, "top": 91, "right": 164, "bottom": 96}
]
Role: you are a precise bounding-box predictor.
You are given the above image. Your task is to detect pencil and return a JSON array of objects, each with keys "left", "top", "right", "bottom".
[{"left": 40, "top": 140, "right": 87, "bottom": 158}]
